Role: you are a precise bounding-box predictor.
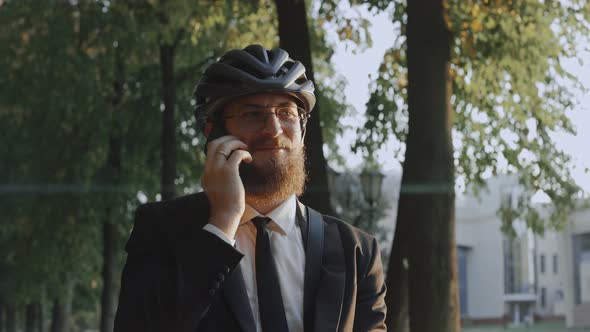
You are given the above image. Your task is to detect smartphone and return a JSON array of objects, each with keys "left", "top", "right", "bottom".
[{"left": 204, "top": 123, "right": 228, "bottom": 155}]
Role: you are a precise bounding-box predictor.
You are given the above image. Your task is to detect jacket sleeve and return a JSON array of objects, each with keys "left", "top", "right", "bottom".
[
  {"left": 114, "top": 203, "right": 166, "bottom": 332},
  {"left": 113, "top": 203, "right": 244, "bottom": 332},
  {"left": 353, "top": 237, "right": 387, "bottom": 331}
]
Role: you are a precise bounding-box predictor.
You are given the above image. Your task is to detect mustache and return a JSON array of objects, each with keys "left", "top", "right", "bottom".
[{"left": 248, "top": 137, "right": 292, "bottom": 150}]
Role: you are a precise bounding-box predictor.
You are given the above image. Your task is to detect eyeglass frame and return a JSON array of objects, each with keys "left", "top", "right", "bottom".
[{"left": 222, "top": 103, "right": 310, "bottom": 132}]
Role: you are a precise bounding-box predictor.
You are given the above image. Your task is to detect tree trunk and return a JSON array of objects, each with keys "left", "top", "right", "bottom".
[
  {"left": 50, "top": 283, "right": 73, "bottom": 332},
  {"left": 0, "top": 299, "right": 4, "bottom": 332},
  {"left": 5, "top": 304, "right": 15, "bottom": 332},
  {"left": 160, "top": 43, "right": 177, "bottom": 200},
  {"left": 25, "top": 304, "right": 36, "bottom": 332},
  {"left": 384, "top": 205, "right": 409, "bottom": 332},
  {"left": 275, "top": 0, "right": 333, "bottom": 215},
  {"left": 100, "top": 218, "right": 117, "bottom": 332},
  {"left": 100, "top": 42, "right": 124, "bottom": 332},
  {"left": 35, "top": 303, "right": 43, "bottom": 332},
  {"left": 49, "top": 299, "right": 65, "bottom": 332},
  {"left": 403, "top": 1, "right": 460, "bottom": 332}
]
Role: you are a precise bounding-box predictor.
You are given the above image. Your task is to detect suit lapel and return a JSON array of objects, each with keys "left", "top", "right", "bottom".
[
  {"left": 314, "top": 221, "right": 346, "bottom": 332},
  {"left": 222, "top": 263, "right": 257, "bottom": 332}
]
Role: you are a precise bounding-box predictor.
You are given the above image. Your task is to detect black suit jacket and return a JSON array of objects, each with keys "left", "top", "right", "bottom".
[{"left": 114, "top": 192, "right": 386, "bottom": 332}]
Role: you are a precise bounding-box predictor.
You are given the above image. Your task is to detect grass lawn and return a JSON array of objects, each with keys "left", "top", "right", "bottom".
[{"left": 463, "top": 321, "right": 589, "bottom": 332}]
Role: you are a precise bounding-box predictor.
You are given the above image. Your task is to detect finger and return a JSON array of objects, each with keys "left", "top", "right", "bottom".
[
  {"left": 212, "top": 140, "right": 248, "bottom": 166},
  {"left": 206, "top": 135, "right": 240, "bottom": 158},
  {"left": 226, "top": 149, "right": 252, "bottom": 168},
  {"left": 205, "top": 136, "right": 243, "bottom": 167},
  {"left": 217, "top": 140, "right": 248, "bottom": 155}
]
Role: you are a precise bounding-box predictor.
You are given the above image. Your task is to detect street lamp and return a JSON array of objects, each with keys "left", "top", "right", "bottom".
[
  {"left": 326, "top": 167, "right": 343, "bottom": 216},
  {"left": 360, "top": 168, "right": 385, "bottom": 228},
  {"left": 327, "top": 167, "right": 358, "bottom": 221}
]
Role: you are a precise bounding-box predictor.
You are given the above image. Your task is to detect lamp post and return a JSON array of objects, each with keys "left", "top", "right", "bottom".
[
  {"left": 326, "top": 167, "right": 343, "bottom": 217},
  {"left": 360, "top": 168, "right": 385, "bottom": 229},
  {"left": 327, "top": 168, "right": 357, "bottom": 222}
]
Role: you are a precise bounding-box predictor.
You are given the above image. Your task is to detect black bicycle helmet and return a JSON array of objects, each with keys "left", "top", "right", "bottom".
[{"left": 194, "top": 44, "right": 316, "bottom": 131}]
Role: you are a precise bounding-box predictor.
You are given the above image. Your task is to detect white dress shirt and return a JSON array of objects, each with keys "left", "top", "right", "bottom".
[{"left": 203, "top": 195, "right": 305, "bottom": 332}]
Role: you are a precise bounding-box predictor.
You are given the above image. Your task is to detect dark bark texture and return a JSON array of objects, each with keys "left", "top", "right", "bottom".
[
  {"left": 384, "top": 206, "right": 409, "bottom": 332},
  {"left": 5, "top": 304, "right": 15, "bottom": 332},
  {"left": 0, "top": 299, "right": 4, "bottom": 332},
  {"left": 49, "top": 299, "right": 66, "bottom": 332},
  {"left": 35, "top": 303, "right": 43, "bottom": 332},
  {"left": 160, "top": 43, "right": 177, "bottom": 200},
  {"left": 275, "top": 0, "right": 333, "bottom": 215},
  {"left": 25, "top": 304, "right": 36, "bottom": 332},
  {"left": 101, "top": 219, "right": 117, "bottom": 332},
  {"left": 100, "top": 45, "right": 124, "bottom": 332},
  {"left": 50, "top": 283, "right": 73, "bottom": 332},
  {"left": 403, "top": 1, "right": 460, "bottom": 331}
]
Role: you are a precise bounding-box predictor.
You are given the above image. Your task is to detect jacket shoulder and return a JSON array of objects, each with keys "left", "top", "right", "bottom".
[
  {"left": 125, "top": 192, "right": 209, "bottom": 253},
  {"left": 154, "top": 191, "right": 208, "bottom": 213},
  {"left": 320, "top": 214, "right": 383, "bottom": 279},
  {"left": 321, "top": 214, "right": 378, "bottom": 247}
]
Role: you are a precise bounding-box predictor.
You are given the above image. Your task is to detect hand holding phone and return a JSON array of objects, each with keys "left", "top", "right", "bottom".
[{"left": 201, "top": 129, "right": 252, "bottom": 239}]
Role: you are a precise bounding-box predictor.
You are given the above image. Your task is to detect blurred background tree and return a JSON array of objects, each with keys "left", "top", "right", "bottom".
[
  {"left": 0, "top": 0, "right": 358, "bottom": 331},
  {"left": 350, "top": 0, "right": 590, "bottom": 331}
]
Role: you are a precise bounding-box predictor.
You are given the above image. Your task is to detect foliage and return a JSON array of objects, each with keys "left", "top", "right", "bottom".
[
  {"left": 0, "top": 2, "right": 109, "bottom": 305},
  {"left": 0, "top": 1, "right": 356, "bottom": 324},
  {"left": 0, "top": 0, "right": 273, "bottom": 317},
  {"left": 311, "top": 0, "right": 393, "bottom": 166},
  {"left": 354, "top": 0, "right": 590, "bottom": 234},
  {"left": 317, "top": 0, "right": 374, "bottom": 52},
  {"left": 309, "top": 1, "right": 357, "bottom": 166}
]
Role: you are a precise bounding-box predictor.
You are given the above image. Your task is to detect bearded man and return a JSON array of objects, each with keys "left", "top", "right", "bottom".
[{"left": 114, "top": 45, "right": 387, "bottom": 332}]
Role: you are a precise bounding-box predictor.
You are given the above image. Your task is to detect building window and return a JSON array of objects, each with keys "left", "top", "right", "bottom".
[
  {"left": 556, "top": 289, "right": 564, "bottom": 301},
  {"left": 573, "top": 233, "right": 590, "bottom": 304},
  {"left": 503, "top": 237, "right": 523, "bottom": 293},
  {"left": 540, "top": 254, "right": 546, "bottom": 274},
  {"left": 457, "top": 246, "right": 469, "bottom": 317},
  {"left": 541, "top": 287, "right": 547, "bottom": 308},
  {"left": 553, "top": 254, "right": 558, "bottom": 275}
]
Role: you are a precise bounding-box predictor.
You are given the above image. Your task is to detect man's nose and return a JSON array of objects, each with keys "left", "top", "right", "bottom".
[{"left": 260, "top": 113, "right": 283, "bottom": 136}]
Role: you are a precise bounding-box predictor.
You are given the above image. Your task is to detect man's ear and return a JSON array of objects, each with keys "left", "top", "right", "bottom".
[{"left": 203, "top": 122, "right": 212, "bottom": 138}]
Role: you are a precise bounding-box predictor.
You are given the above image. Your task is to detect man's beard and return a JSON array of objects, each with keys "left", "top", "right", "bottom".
[{"left": 239, "top": 137, "right": 307, "bottom": 204}]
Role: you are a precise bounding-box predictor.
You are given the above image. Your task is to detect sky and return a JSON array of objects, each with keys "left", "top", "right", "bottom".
[{"left": 327, "top": 5, "right": 590, "bottom": 196}]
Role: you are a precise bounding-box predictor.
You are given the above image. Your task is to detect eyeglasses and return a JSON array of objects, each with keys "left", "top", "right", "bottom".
[{"left": 223, "top": 103, "right": 309, "bottom": 132}]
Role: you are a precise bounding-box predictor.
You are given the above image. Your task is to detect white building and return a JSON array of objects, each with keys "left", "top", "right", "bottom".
[
  {"left": 376, "top": 172, "right": 590, "bottom": 327},
  {"left": 453, "top": 175, "right": 590, "bottom": 327},
  {"left": 558, "top": 203, "right": 590, "bottom": 327},
  {"left": 454, "top": 174, "right": 534, "bottom": 323},
  {"left": 534, "top": 230, "right": 565, "bottom": 318}
]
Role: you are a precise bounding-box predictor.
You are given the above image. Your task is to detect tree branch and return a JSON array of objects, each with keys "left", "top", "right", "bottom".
[
  {"left": 175, "top": 53, "right": 219, "bottom": 84},
  {"left": 172, "top": 10, "right": 198, "bottom": 49}
]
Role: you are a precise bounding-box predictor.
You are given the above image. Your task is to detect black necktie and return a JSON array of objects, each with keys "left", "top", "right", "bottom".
[{"left": 251, "top": 217, "right": 289, "bottom": 332}]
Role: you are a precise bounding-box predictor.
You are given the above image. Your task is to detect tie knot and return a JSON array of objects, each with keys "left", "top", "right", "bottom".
[{"left": 252, "top": 216, "right": 272, "bottom": 231}]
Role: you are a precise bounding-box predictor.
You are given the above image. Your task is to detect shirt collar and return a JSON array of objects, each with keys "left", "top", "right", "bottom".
[{"left": 239, "top": 194, "right": 297, "bottom": 236}]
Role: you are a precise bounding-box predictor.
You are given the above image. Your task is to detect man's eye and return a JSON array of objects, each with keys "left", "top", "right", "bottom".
[
  {"left": 278, "top": 108, "right": 298, "bottom": 118},
  {"left": 241, "top": 111, "right": 263, "bottom": 120}
]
